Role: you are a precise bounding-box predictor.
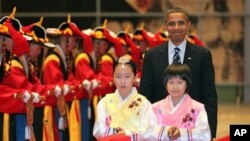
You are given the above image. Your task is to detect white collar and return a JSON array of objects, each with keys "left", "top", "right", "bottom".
[
  {"left": 169, "top": 94, "right": 187, "bottom": 113},
  {"left": 169, "top": 39, "right": 187, "bottom": 53},
  {"left": 115, "top": 87, "right": 137, "bottom": 107}
]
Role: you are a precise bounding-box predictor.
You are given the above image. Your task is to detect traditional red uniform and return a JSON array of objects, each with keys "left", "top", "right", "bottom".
[
  {"left": 0, "top": 13, "right": 50, "bottom": 141},
  {"left": 42, "top": 46, "right": 69, "bottom": 141},
  {"left": 42, "top": 17, "right": 93, "bottom": 141}
]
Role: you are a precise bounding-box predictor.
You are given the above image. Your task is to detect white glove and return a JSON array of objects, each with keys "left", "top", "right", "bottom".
[
  {"left": 23, "top": 91, "right": 31, "bottom": 103},
  {"left": 54, "top": 85, "right": 62, "bottom": 97},
  {"left": 58, "top": 116, "right": 67, "bottom": 130},
  {"left": 82, "top": 79, "right": 91, "bottom": 91},
  {"left": 25, "top": 125, "right": 32, "bottom": 140},
  {"left": 136, "top": 77, "right": 140, "bottom": 83},
  {"left": 63, "top": 84, "right": 70, "bottom": 95},
  {"left": 88, "top": 106, "right": 91, "bottom": 119},
  {"left": 31, "top": 92, "right": 40, "bottom": 103},
  {"left": 91, "top": 79, "right": 99, "bottom": 90}
]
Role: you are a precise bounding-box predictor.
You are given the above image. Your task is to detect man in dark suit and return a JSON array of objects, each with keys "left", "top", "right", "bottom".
[{"left": 139, "top": 7, "right": 217, "bottom": 140}]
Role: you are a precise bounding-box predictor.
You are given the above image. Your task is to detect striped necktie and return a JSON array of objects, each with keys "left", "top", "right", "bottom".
[{"left": 172, "top": 47, "right": 181, "bottom": 64}]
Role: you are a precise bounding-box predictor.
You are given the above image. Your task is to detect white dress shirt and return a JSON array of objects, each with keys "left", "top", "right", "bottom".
[{"left": 168, "top": 40, "right": 187, "bottom": 64}]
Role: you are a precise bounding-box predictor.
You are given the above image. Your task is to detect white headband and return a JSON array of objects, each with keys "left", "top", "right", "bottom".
[{"left": 118, "top": 55, "right": 130, "bottom": 68}]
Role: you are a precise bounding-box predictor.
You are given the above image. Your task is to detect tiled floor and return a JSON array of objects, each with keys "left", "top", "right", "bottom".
[{"left": 216, "top": 102, "right": 250, "bottom": 139}]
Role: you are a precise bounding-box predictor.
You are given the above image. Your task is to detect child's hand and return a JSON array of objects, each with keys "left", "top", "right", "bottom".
[
  {"left": 116, "top": 127, "right": 125, "bottom": 134},
  {"left": 167, "top": 126, "right": 180, "bottom": 140}
]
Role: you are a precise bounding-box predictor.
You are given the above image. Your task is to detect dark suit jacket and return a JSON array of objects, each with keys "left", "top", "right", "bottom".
[{"left": 139, "top": 41, "right": 218, "bottom": 138}]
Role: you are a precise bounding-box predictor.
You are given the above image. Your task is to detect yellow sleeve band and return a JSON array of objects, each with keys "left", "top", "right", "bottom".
[
  {"left": 101, "top": 55, "right": 113, "bottom": 63},
  {"left": 9, "top": 59, "right": 23, "bottom": 70},
  {"left": 43, "top": 54, "right": 60, "bottom": 69},
  {"left": 75, "top": 53, "right": 90, "bottom": 67}
]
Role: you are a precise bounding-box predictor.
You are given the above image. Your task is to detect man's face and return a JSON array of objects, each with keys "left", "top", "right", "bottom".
[
  {"left": 134, "top": 39, "right": 148, "bottom": 53},
  {"left": 165, "top": 12, "right": 190, "bottom": 45},
  {"left": 122, "top": 44, "right": 129, "bottom": 55},
  {"left": 93, "top": 39, "right": 109, "bottom": 58},
  {"left": 4, "top": 37, "right": 14, "bottom": 51},
  {"left": 29, "top": 42, "right": 42, "bottom": 60},
  {"left": 59, "top": 36, "right": 77, "bottom": 53},
  {"left": 67, "top": 36, "right": 77, "bottom": 52}
]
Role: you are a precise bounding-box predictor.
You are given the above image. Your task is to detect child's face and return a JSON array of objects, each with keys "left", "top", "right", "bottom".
[
  {"left": 166, "top": 76, "right": 187, "bottom": 99},
  {"left": 113, "top": 64, "right": 135, "bottom": 97}
]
